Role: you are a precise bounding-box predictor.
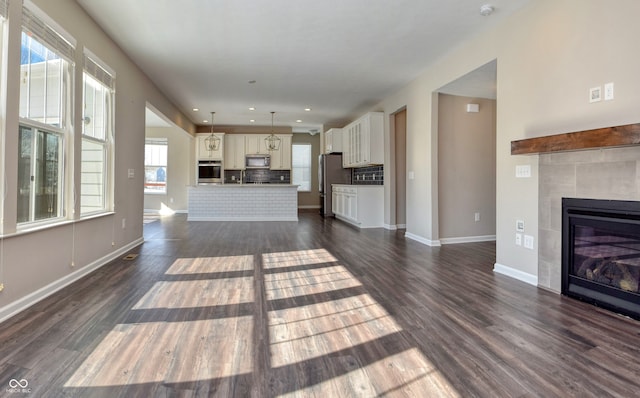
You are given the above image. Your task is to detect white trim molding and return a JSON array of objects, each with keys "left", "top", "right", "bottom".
[
  {"left": 405, "top": 232, "right": 441, "bottom": 247},
  {"left": 298, "top": 205, "right": 321, "bottom": 209},
  {"left": 493, "top": 263, "right": 538, "bottom": 286},
  {"left": 188, "top": 216, "right": 298, "bottom": 222},
  {"left": 440, "top": 235, "right": 496, "bottom": 245},
  {"left": 0, "top": 238, "right": 144, "bottom": 324}
]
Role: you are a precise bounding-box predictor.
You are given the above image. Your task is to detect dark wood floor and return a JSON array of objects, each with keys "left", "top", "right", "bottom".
[{"left": 1, "top": 212, "right": 639, "bottom": 397}]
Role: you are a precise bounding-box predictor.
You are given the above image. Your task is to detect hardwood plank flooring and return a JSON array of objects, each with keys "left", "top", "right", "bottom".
[{"left": 0, "top": 213, "right": 639, "bottom": 397}]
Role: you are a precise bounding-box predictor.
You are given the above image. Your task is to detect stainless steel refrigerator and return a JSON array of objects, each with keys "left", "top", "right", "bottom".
[{"left": 319, "top": 153, "right": 351, "bottom": 217}]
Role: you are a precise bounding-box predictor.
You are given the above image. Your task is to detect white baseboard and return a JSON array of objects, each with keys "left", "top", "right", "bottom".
[
  {"left": 440, "top": 235, "right": 496, "bottom": 245},
  {"left": 0, "top": 237, "right": 145, "bottom": 324},
  {"left": 298, "top": 205, "right": 321, "bottom": 209},
  {"left": 493, "top": 263, "right": 538, "bottom": 286},
  {"left": 405, "top": 232, "right": 441, "bottom": 247},
  {"left": 384, "top": 223, "right": 406, "bottom": 231}
]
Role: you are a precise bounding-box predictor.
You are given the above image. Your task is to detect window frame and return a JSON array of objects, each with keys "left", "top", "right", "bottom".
[
  {"left": 292, "top": 143, "right": 312, "bottom": 192},
  {"left": 144, "top": 138, "right": 168, "bottom": 195},
  {"left": 80, "top": 52, "right": 114, "bottom": 216},
  {"left": 17, "top": 10, "right": 75, "bottom": 228}
]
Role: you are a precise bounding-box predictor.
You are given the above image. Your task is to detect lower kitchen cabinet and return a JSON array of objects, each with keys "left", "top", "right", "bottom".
[{"left": 332, "top": 184, "right": 383, "bottom": 228}]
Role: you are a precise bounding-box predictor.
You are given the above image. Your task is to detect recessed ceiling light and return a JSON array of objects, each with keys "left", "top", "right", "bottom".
[
  {"left": 304, "top": 108, "right": 312, "bottom": 112},
  {"left": 249, "top": 107, "right": 255, "bottom": 111},
  {"left": 192, "top": 108, "right": 199, "bottom": 112},
  {"left": 250, "top": 119, "right": 255, "bottom": 123},
  {"left": 203, "top": 120, "right": 208, "bottom": 123},
  {"left": 296, "top": 120, "right": 303, "bottom": 123}
]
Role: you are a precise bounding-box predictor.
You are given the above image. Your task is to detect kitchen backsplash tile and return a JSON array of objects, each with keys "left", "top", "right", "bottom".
[
  {"left": 352, "top": 165, "right": 383, "bottom": 185},
  {"left": 224, "top": 169, "right": 291, "bottom": 184}
]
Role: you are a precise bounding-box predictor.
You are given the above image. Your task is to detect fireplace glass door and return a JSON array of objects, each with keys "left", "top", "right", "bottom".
[{"left": 562, "top": 198, "right": 640, "bottom": 320}]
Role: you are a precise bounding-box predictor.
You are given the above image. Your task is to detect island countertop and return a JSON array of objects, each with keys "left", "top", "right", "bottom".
[{"left": 188, "top": 184, "right": 298, "bottom": 221}]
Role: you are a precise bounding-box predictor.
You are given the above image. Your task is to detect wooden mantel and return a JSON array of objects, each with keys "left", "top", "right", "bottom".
[{"left": 511, "top": 123, "right": 640, "bottom": 155}]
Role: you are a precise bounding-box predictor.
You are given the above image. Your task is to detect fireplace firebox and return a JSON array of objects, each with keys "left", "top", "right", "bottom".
[{"left": 562, "top": 198, "right": 640, "bottom": 320}]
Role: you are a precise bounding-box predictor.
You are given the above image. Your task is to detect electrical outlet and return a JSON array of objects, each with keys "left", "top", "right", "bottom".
[
  {"left": 0, "top": 283, "right": 4, "bottom": 292},
  {"left": 515, "top": 233, "right": 522, "bottom": 246},
  {"left": 122, "top": 218, "right": 126, "bottom": 229},
  {"left": 474, "top": 212, "right": 480, "bottom": 222},
  {"left": 524, "top": 235, "right": 534, "bottom": 250}
]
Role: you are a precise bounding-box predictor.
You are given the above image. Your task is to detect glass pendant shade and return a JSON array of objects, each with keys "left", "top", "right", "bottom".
[{"left": 265, "top": 111, "right": 281, "bottom": 151}]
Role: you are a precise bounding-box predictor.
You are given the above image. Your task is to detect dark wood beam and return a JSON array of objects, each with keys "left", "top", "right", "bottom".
[{"left": 511, "top": 123, "right": 640, "bottom": 155}]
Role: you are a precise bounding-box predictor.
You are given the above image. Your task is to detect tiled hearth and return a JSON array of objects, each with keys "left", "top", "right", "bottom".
[{"left": 538, "top": 146, "right": 640, "bottom": 292}]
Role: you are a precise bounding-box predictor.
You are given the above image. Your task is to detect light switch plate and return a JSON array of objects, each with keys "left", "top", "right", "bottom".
[
  {"left": 524, "top": 235, "right": 534, "bottom": 250},
  {"left": 515, "top": 165, "right": 531, "bottom": 178}
]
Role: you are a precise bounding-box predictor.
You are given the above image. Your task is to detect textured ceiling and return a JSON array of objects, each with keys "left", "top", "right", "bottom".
[{"left": 76, "top": 0, "right": 530, "bottom": 131}]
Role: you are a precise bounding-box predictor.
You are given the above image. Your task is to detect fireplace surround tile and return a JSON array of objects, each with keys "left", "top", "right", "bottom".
[
  {"left": 576, "top": 161, "right": 637, "bottom": 199},
  {"left": 539, "top": 146, "right": 640, "bottom": 292}
]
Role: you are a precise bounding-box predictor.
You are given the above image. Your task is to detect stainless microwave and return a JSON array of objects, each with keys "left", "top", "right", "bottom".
[{"left": 245, "top": 154, "right": 270, "bottom": 169}]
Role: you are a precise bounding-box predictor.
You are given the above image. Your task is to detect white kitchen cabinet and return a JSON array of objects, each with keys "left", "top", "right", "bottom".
[
  {"left": 332, "top": 184, "right": 383, "bottom": 228},
  {"left": 224, "top": 134, "right": 246, "bottom": 169},
  {"left": 270, "top": 134, "right": 292, "bottom": 170},
  {"left": 324, "top": 128, "right": 343, "bottom": 154},
  {"left": 197, "top": 133, "right": 225, "bottom": 160},
  {"left": 245, "top": 134, "right": 269, "bottom": 154},
  {"left": 342, "top": 112, "right": 383, "bottom": 168}
]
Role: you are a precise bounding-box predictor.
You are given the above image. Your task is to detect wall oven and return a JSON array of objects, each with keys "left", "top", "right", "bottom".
[{"left": 198, "top": 160, "right": 222, "bottom": 184}]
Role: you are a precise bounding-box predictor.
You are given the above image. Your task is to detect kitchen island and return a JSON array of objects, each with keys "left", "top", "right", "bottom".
[{"left": 188, "top": 184, "right": 298, "bottom": 221}]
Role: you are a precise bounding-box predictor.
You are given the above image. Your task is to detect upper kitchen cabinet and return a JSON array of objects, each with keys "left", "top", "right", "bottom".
[
  {"left": 224, "top": 134, "right": 246, "bottom": 169},
  {"left": 342, "top": 112, "right": 384, "bottom": 168},
  {"left": 324, "top": 128, "right": 343, "bottom": 154},
  {"left": 197, "top": 133, "right": 225, "bottom": 160},
  {"left": 245, "top": 134, "right": 269, "bottom": 154},
  {"left": 270, "top": 134, "right": 292, "bottom": 170}
]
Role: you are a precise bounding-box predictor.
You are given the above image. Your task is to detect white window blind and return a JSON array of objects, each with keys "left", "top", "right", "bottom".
[
  {"left": 84, "top": 53, "right": 114, "bottom": 89},
  {"left": 22, "top": 5, "right": 75, "bottom": 63}
]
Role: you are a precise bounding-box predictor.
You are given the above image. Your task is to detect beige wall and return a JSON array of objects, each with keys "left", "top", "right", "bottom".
[
  {"left": 378, "top": 0, "right": 640, "bottom": 282},
  {"left": 144, "top": 127, "right": 194, "bottom": 213},
  {"left": 292, "top": 133, "right": 321, "bottom": 208},
  {"left": 437, "top": 94, "right": 496, "bottom": 240},
  {"left": 0, "top": 0, "right": 195, "bottom": 320}
]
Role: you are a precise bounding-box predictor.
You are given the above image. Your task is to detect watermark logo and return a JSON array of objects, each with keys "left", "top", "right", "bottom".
[{"left": 6, "top": 379, "right": 31, "bottom": 394}]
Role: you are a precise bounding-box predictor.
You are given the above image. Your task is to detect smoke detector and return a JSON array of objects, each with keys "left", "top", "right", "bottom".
[{"left": 480, "top": 4, "right": 494, "bottom": 16}]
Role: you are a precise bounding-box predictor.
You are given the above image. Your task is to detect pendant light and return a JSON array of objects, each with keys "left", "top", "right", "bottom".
[
  {"left": 205, "top": 111, "right": 221, "bottom": 151},
  {"left": 264, "top": 111, "right": 281, "bottom": 151}
]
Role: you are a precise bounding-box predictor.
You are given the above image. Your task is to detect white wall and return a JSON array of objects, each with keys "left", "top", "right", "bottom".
[
  {"left": 0, "top": 0, "right": 195, "bottom": 321},
  {"left": 379, "top": 0, "right": 640, "bottom": 283},
  {"left": 144, "top": 127, "right": 194, "bottom": 213}
]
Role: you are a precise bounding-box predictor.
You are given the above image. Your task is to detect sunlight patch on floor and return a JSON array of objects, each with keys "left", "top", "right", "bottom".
[
  {"left": 131, "top": 277, "right": 254, "bottom": 310},
  {"left": 165, "top": 255, "right": 254, "bottom": 275},
  {"left": 277, "top": 348, "right": 459, "bottom": 398},
  {"left": 268, "top": 292, "right": 401, "bottom": 368},
  {"left": 262, "top": 249, "right": 338, "bottom": 269},
  {"left": 64, "top": 317, "right": 253, "bottom": 387},
  {"left": 264, "top": 265, "right": 362, "bottom": 301}
]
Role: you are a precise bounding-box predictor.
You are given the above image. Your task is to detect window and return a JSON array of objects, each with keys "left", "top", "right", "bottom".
[
  {"left": 144, "top": 138, "right": 168, "bottom": 194},
  {"left": 81, "top": 53, "right": 114, "bottom": 215},
  {"left": 292, "top": 143, "right": 311, "bottom": 192},
  {"left": 17, "top": 125, "right": 62, "bottom": 223},
  {"left": 18, "top": 9, "right": 74, "bottom": 225}
]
